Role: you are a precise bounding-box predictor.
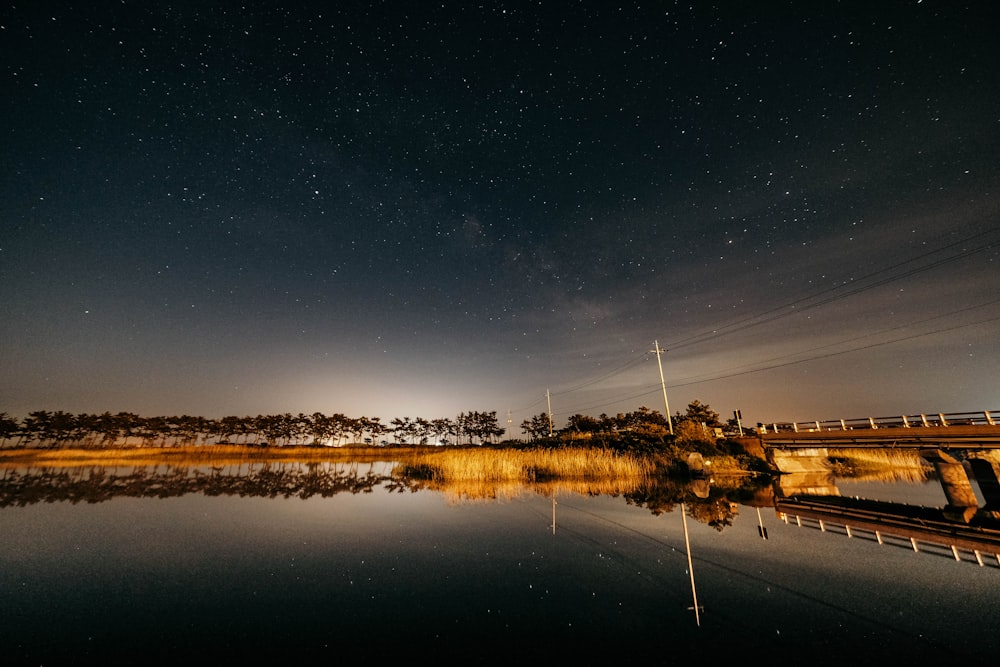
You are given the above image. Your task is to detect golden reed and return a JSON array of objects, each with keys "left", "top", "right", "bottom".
[
  {"left": 828, "top": 447, "right": 931, "bottom": 483},
  {"left": 392, "top": 447, "right": 657, "bottom": 501},
  {"left": 0, "top": 445, "right": 414, "bottom": 469},
  {"left": 394, "top": 446, "right": 655, "bottom": 481}
]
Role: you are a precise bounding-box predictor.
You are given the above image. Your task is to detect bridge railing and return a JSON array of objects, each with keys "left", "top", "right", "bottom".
[{"left": 759, "top": 410, "right": 1000, "bottom": 434}]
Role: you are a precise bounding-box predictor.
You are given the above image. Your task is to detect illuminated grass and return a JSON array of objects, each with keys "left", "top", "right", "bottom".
[
  {"left": 394, "top": 447, "right": 655, "bottom": 482},
  {"left": 392, "top": 447, "right": 657, "bottom": 501},
  {"left": 0, "top": 445, "right": 414, "bottom": 469},
  {"left": 828, "top": 448, "right": 931, "bottom": 482},
  {"left": 0, "top": 445, "right": 656, "bottom": 478},
  {"left": 411, "top": 477, "right": 651, "bottom": 502}
]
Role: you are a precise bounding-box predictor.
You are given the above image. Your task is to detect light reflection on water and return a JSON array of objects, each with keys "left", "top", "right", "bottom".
[
  {"left": 835, "top": 478, "right": 950, "bottom": 506},
  {"left": 1, "top": 463, "right": 998, "bottom": 665}
]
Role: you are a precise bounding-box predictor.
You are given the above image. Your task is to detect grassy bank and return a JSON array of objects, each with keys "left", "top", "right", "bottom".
[
  {"left": 0, "top": 444, "right": 412, "bottom": 469},
  {"left": 0, "top": 444, "right": 660, "bottom": 475},
  {"left": 0, "top": 444, "right": 773, "bottom": 521},
  {"left": 396, "top": 446, "right": 654, "bottom": 481},
  {"left": 391, "top": 446, "right": 658, "bottom": 501}
]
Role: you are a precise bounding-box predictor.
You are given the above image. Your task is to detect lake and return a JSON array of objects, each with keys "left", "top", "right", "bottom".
[{"left": 1, "top": 459, "right": 998, "bottom": 665}]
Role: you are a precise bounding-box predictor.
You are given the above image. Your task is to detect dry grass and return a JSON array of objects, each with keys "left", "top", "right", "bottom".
[
  {"left": 827, "top": 447, "right": 931, "bottom": 483},
  {"left": 0, "top": 445, "right": 658, "bottom": 502},
  {"left": 696, "top": 454, "right": 753, "bottom": 476},
  {"left": 0, "top": 445, "right": 656, "bottom": 479},
  {"left": 393, "top": 446, "right": 654, "bottom": 482},
  {"left": 0, "top": 445, "right": 415, "bottom": 469},
  {"left": 410, "top": 477, "right": 651, "bottom": 503},
  {"left": 392, "top": 447, "right": 656, "bottom": 502}
]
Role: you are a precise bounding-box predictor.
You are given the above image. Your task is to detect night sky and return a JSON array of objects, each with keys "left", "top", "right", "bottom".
[{"left": 3, "top": 1, "right": 998, "bottom": 431}]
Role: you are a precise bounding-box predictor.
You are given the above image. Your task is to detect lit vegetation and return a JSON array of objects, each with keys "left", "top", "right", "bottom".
[
  {"left": 401, "top": 476, "right": 653, "bottom": 503},
  {"left": 0, "top": 445, "right": 415, "bottom": 469},
  {"left": 394, "top": 446, "right": 655, "bottom": 483},
  {"left": 0, "top": 400, "right": 774, "bottom": 486},
  {"left": 827, "top": 448, "right": 932, "bottom": 482},
  {"left": 0, "top": 398, "right": 777, "bottom": 530}
]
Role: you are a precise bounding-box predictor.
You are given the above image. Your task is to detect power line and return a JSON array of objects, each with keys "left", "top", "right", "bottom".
[
  {"left": 664, "top": 226, "right": 999, "bottom": 352},
  {"left": 670, "top": 296, "right": 1000, "bottom": 386},
  {"left": 511, "top": 352, "right": 650, "bottom": 417},
  {"left": 529, "top": 301, "right": 999, "bottom": 422},
  {"left": 511, "top": 393, "right": 548, "bottom": 415},
  {"left": 512, "top": 227, "right": 998, "bottom": 424},
  {"left": 548, "top": 351, "right": 650, "bottom": 396},
  {"left": 553, "top": 384, "right": 666, "bottom": 418},
  {"left": 666, "top": 312, "right": 1000, "bottom": 389}
]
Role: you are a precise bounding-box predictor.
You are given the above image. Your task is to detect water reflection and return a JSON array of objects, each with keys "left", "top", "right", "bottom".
[
  {"left": 771, "top": 448, "right": 1000, "bottom": 567},
  {"left": 0, "top": 461, "right": 397, "bottom": 505},
  {"left": 6, "top": 454, "right": 999, "bottom": 564},
  {"left": 0, "top": 461, "right": 765, "bottom": 529},
  {"left": 5, "top": 454, "right": 1000, "bottom": 566},
  {"left": 1, "top": 454, "right": 999, "bottom": 664}
]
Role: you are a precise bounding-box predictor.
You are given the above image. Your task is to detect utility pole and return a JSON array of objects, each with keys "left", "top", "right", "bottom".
[
  {"left": 546, "top": 388, "right": 554, "bottom": 436},
  {"left": 652, "top": 340, "right": 674, "bottom": 435}
]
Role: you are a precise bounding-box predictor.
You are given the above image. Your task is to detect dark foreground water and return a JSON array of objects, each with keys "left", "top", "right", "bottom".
[{"left": 1, "top": 464, "right": 998, "bottom": 665}]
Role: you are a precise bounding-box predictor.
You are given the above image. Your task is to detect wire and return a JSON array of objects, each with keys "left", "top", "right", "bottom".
[
  {"left": 516, "top": 225, "right": 999, "bottom": 423},
  {"left": 663, "top": 226, "right": 998, "bottom": 352},
  {"left": 670, "top": 296, "right": 1000, "bottom": 385},
  {"left": 549, "top": 351, "right": 650, "bottom": 397},
  {"left": 554, "top": 384, "right": 665, "bottom": 418},
  {"left": 666, "top": 313, "right": 1000, "bottom": 389},
  {"left": 510, "top": 353, "right": 650, "bottom": 417}
]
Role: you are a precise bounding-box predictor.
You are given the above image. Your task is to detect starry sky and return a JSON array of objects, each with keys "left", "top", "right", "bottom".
[{"left": 2, "top": 1, "right": 998, "bottom": 431}]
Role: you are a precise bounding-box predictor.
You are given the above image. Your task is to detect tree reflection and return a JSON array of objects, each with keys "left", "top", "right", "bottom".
[
  {"left": 0, "top": 463, "right": 770, "bottom": 529},
  {"left": 0, "top": 462, "right": 392, "bottom": 506},
  {"left": 624, "top": 473, "right": 768, "bottom": 530}
]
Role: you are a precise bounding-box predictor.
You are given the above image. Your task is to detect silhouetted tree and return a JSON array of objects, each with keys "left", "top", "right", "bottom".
[
  {"left": 681, "top": 400, "right": 721, "bottom": 428},
  {"left": 0, "top": 413, "right": 21, "bottom": 448},
  {"left": 430, "top": 417, "right": 455, "bottom": 445},
  {"left": 614, "top": 407, "right": 669, "bottom": 436},
  {"left": 391, "top": 417, "right": 416, "bottom": 444},
  {"left": 563, "top": 414, "right": 603, "bottom": 437},
  {"left": 359, "top": 416, "right": 385, "bottom": 445},
  {"left": 520, "top": 413, "right": 551, "bottom": 440}
]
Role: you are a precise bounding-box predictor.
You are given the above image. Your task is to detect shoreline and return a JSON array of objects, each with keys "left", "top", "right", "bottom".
[{"left": 0, "top": 444, "right": 419, "bottom": 468}]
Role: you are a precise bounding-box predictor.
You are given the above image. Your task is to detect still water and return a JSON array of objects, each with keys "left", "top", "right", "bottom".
[{"left": 1, "top": 462, "right": 998, "bottom": 665}]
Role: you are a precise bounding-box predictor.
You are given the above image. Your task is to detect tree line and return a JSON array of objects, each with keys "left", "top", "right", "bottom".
[
  {"left": 0, "top": 400, "right": 742, "bottom": 450},
  {"left": 521, "top": 400, "right": 729, "bottom": 440},
  {"left": 0, "top": 410, "right": 507, "bottom": 449}
]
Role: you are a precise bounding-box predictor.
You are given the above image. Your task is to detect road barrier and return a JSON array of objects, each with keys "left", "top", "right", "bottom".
[{"left": 759, "top": 410, "right": 1000, "bottom": 434}]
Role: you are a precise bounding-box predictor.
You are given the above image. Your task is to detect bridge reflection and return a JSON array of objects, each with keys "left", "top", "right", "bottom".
[{"left": 769, "top": 447, "right": 1000, "bottom": 567}]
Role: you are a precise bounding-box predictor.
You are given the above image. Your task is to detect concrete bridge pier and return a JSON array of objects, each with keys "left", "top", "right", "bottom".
[
  {"left": 920, "top": 449, "right": 980, "bottom": 523},
  {"left": 968, "top": 456, "right": 1000, "bottom": 516},
  {"left": 767, "top": 448, "right": 840, "bottom": 497}
]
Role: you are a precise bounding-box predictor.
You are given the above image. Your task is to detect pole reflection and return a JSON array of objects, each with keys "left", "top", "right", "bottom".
[{"left": 680, "top": 501, "right": 701, "bottom": 627}]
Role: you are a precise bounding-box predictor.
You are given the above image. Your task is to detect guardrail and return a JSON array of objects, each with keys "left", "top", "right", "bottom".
[{"left": 759, "top": 410, "right": 1000, "bottom": 434}]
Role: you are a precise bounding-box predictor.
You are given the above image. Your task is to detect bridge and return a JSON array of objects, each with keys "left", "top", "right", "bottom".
[
  {"left": 750, "top": 416, "right": 1000, "bottom": 567},
  {"left": 747, "top": 411, "right": 1000, "bottom": 564},
  {"left": 756, "top": 410, "right": 1000, "bottom": 448},
  {"left": 773, "top": 494, "right": 1000, "bottom": 567}
]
